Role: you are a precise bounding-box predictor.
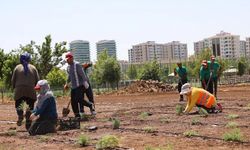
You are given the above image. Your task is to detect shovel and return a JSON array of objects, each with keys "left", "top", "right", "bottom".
[{"left": 62, "top": 97, "right": 71, "bottom": 117}]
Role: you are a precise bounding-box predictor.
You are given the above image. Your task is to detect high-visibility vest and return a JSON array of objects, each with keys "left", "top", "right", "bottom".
[{"left": 196, "top": 91, "right": 215, "bottom": 108}]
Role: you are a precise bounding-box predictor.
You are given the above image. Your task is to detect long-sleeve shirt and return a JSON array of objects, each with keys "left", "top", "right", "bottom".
[
  {"left": 67, "top": 61, "right": 88, "bottom": 89},
  {"left": 175, "top": 66, "right": 187, "bottom": 80},
  {"left": 200, "top": 67, "right": 211, "bottom": 81},
  {"left": 184, "top": 87, "right": 216, "bottom": 113},
  {"left": 207, "top": 61, "right": 220, "bottom": 79},
  {"left": 33, "top": 96, "right": 58, "bottom": 119}
]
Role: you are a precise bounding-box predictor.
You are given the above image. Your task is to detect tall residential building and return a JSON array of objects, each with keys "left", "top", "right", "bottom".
[
  {"left": 246, "top": 37, "right": 250, "bottom": 57},
  {"left": 128, "top": 41, "right": 187, "bottom": 63},
  {"left": 96, "top": 40, "right": 117, "bottom": 59},
  {"left": 69, "top": 40, "right": 90, "bottom": 63},
  {"left": 194, "top": 31, "right": 240, "bottom": 59},
  {"left": 240, "top": 40, "right": 246, "bottom": 57}
]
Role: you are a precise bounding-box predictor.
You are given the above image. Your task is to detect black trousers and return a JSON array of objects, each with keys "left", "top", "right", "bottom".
[
  {"left": 86, "top": 83, "right": 94, "bottom": 104},
  {"left": 15, "top": 97, "right": 36, "bottom": 117},
  {"left": 201, "top": 79, "right": 213, "bottom": 94},
  {"left": 71, "top": 86, "right": 92, "bottom": 117},
  {"left": 212, "top": 78, "right": 218, "bottom": 98},
  {"left": 28, "top": 117, "right": 57, "bottom": 135},
  {"left": 178, "top": 79, "right": 187, "bottom": 100}
]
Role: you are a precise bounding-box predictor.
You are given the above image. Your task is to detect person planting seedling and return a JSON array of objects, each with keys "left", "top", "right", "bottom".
[{"left": 180, "top": 83, "right": 222, "bottom": 114}]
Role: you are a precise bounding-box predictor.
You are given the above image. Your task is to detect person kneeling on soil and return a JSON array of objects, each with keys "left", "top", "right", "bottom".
[
  {"left": 180, "top": 83, "right": 222, "bottom": 114},
  {"left": 28, "top": 80, "right": 58, "bottom": 135}
]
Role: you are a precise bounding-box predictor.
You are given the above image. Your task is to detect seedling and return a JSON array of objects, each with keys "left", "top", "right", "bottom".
[
  {"left": 227, "top": 114, "right": 239, "bottom": 119},
  {"left": 223, "top": 128, "right": 243, "bottom": 142},
  {"left": 191, "top": 117, "right": 201, "bottom": 125},
  {"left": 112, "top": 118, "right": 120, "bottom": 129},
  {"left": 77, "top": 134, "right": 89, "bottom": 147},
  {"left": 160, "top": 117, "right": 170, "bottom": 124},
  {"left": 38, "top": 135, "right": 50, "bottom": 142},
  {"left": 6, "top": 130, "right": 16, "bottom": 136},
  {"left": 96, "top": 135, "right": 119, "bottom": 150},
  {"left": 183, "top": 130, "right": 199, "bottom": 137},
  {"left": 175, "top": 104, "right": 184, "bottom": 115},
  {"left": 143, "top": 126, "right": 156, "bottom": 133},
  {"left": 198, "top": 108, "right": 208, "bottom": 117},
  {"left": 226, "top": 122, "right": 238, "bottom": 128},
  {"left": 139, "top": 112, "right": 149, "bottom": 120}
]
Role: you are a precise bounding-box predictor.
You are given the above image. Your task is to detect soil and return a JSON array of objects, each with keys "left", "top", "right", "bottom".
[{"left": 0, "top": 85, "right": 250, "bottom": 150}]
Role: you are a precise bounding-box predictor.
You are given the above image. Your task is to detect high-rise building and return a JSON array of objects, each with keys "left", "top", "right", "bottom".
[
  {"left": 69, "top": 40, "right": 90, "bottom": 63},
  {"left": 246, "top": 37, "right": 250, "bottom": 57},
  {"left": 240, "top": 40, "right": 246, "bottom": 57},
  {"left": 128, "top": 41, "right": 187, "bottom": 63},
  {"left": 194, "top": 31, "right": 240, "bottom": 59},
  {"left": 96, "top": 40, "right": 117, "bottom": 59}
]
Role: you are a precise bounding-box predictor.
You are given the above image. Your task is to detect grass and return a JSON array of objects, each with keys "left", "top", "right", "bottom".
[
  {"left": 160, "top": 117, "right": 170, "bottom": 124},
  {"left": 226, "top": 122, "right": 238, "bottom": 128},
  {"left": 143, "top": 126, "right": 156, "bottom": 133},
  {"left": 227, "top": 114, "right": 239, "bottom": 119},
  {"left": 112, "top": 118, "right": 120, "bottom": 129},
  {"left": 96, "top": 135, "right": 119, "bottom": 150},
  {"left": 191, "top": 117, "right": 201, "bottom": 125},
  {"left": 139, "top": 112, "right": 150, "bottom": 120},
  {"left": 175, "top": 104, "right": 184, "bottom": 115},
  {"left": 77, "top": 134, "right": 89, "bottom": 147},
  {"left": 223, "top": 128, "right": 244, "bottom": 142},
  {"left": 183, "top": 130, "right": 199, "bottom": 137}
]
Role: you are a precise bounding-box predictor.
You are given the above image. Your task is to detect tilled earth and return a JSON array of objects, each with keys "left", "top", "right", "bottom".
[{"left": 0, "top": 85, "right": 250, "bottom": 150}]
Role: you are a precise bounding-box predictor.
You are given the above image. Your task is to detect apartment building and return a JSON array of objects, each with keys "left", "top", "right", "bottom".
[
  {"left": 96, "top": 40, "right": 117, "bottom": 59},
  {"left": 69, "top": 40, "right": 90, "bottom": 63},
  {"left": 246, "top": 37, "right": 250, "bottom": 57}
]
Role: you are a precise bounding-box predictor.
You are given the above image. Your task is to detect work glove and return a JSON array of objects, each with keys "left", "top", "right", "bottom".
[{"left": 83, "top": 81, "right": 89, "bottom": 89}]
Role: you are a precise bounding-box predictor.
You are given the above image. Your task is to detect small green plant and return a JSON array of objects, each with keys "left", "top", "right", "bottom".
[
  {"left": 38, "top": 135, "right": 50, "bottom": 142},
  {"left": 160, "top": 117, "right": 170, "bottom": 124},
  {"left": 175, "top": 104, "right": 184, "bottom": 115},
  {"left": 18, "top": 102, "right": 29, "bottom": 111},
  {"left": 139, "top": 112, "right": 149, "bottom": 120},
  {"left": 198, "top": 108, "right": 208, "bottom": 117},
  {"left": 77, "top": 134, "right": 89, "bottom": 147},
  {"left": 226, "top": 122, "right": 238, "bottom": 128},
  {"left": 112, "top": 118, "right": 120, "bottom": 129},
  {"left": 143, "top": 126, "right": 156, "bottom": 133},
  {"left": 191, "top": 117, "right": 201, "bottom": 125},
  {"left": 96, "top": 135, "right": 119, "bottom": 150},
  {"left": 223, "top": 128, "right": 243, "bottom": 142},
  {"left": 98, "top": 118, "right": 110, "bottom": 122},
  {"left": 183, "top": 130, "right": 199, "bottom": 137},
  {"left": 6, "top": 130, "right": 16, "bottom": 136},
  {"left": 227, "top": 114, "right": 239, "bottom": 119}
]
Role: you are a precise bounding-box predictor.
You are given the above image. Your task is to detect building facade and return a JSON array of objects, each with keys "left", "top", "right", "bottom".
[
  {"left": 69, "top": 40, "right": 90, "bottom": 63},
  {"left": 246, "top": 37, "right": 250, "bottom": 58},
  {"left": 96, "top": 40, "right": 117, "bottom": 59},
  {"left": 240, "top": 40, "right": 246, "bottom": 57}
]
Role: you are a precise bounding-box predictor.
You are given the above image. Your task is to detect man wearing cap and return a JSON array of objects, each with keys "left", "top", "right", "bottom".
[
  {"left": 180, "top": 83, "right": 222, "bottom": 114},
  {"left": 11, "top": 52, "right": 39, "bottom": 127},
  {"left": 174, "top": 62, "right": 188, "bottom": 101},
  {"left": 207, "top": 55, "right": 220, "bottom": 98},
  {"left": 200, "top": 60, "right": 213, "bottom": 94},
  {"left": 28, "top": 80, "right": 58, "bottom": 135},
  {"left": 64, "top": 52, "right": 96, "bottom": 118}
]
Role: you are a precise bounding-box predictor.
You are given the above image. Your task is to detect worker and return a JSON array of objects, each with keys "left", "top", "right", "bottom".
[
  {"left": 174, "top": 62, "right": 188, "bottom": 101},
  {"left": 200, "top": 60, "right": 213, "bottom": 94},
  {"left": 207, "top": 55, "right": 220, "bottom": 98},
  {"left": 180, "top": 83, "right": 222, "bottom": 114}
]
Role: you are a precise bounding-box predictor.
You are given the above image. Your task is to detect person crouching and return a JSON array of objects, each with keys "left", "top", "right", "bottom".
[
  {"left": 28, "top": 80, "right": 58, "bottom": 135},
  {"left": 180, "top": 83, "right": 222, "bottom": 114}
]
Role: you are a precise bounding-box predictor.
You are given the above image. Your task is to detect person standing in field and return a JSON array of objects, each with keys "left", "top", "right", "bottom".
[
  {"left": 174, "top": 62, "right": 188, "bottom": 101},
  {"left": 11, "top": 52, "right": 39, "bottom": 127},
  {"left": 200, "top": 60, "right": 213, "bottom": 94},
  {"left": 207, "top": 55, "right": 220, "bottom": 98}
]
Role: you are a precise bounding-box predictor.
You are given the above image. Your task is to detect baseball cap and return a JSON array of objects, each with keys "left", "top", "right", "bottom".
[
  {"left": 65, "top": 52, "right": 73, "bottom": 59},
  {"left": 180, "top": 83, "right": 191, "bottom": 95},
  {"left": 34, "top": 80, "right": 49, "bottom": 90}
]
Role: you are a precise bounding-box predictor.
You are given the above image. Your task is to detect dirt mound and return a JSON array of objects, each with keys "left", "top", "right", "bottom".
[{"left": 111, "top": 80, "right": 176, "bottom": 95}]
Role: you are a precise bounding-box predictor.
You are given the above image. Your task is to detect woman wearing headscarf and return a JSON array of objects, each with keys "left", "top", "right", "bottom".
[
  {"left": 28, "top": 80, "right": 58, "bottom": 135},
  {"left": 11, "top": 52, "right": 40, "bottom": 127}
]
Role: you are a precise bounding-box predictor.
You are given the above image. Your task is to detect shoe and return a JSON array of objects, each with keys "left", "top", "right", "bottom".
[
  {"left": 17, "top": 117, "right": 23, "bottom": 126},
  {"left": 217, "top": 103, "right": 223, "bottom": 112},
  {"left": 90, "top": 103, "right": 96, "bottom": 115}
]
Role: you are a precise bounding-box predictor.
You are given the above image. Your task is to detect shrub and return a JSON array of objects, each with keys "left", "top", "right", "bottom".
[
  {"left": 112, "top": 118, "right": 120, "bottom": 129},
  {"left": 183, "top": 130, "right": 199, "bottom": 137},
  {"left": 96, "top": 135, "right": 119, "bottom": 150},
  {"left": 175, "top": 104, "right": 184, "bottom": 115},
  {"left": 223, "top": 128, "right": 243, "bottom": 142},
  {"left": 77, "top": 134, "right": 89, "bottom": 147},
  {"left": 226, "top": 122, "right": 238, "bottom": 128},
  {"left": 227, "top": 114, "right": 239, "bottom": 119}
]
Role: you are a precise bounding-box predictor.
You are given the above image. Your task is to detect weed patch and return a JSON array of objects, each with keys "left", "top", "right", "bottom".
[
  {"left": 77, "top": 134, "right": 89, "bottom": 147},
  {"left": 96, "top": 135, "right": 119, "bottom": 150},
  {"left": 223, "top": 128, "right": 243, "bottom": 142}
]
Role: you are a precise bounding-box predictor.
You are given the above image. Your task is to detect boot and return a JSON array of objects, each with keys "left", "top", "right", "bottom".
[
  {"left": 16, "top": 109, "right": 24, "bottom": 126},
  {"left": 89, "top": 103, "right": 96, "bottom": 115}
]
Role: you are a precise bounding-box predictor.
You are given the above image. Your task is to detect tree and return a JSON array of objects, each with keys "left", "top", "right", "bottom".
[
  {"left": 139, "top": 60, "right": 160, "bottom": 81},
  {"left": 237, "top": 58, "right": 247, "bottom": 76},
  {"left": 46, "top": 68, "right": 67, "bottom": 87},
  {"left": 0, "top": 49, "right": 6, "bottom": 79},
  {"left": 127, "top": 64, "right": 137, "bottom": 80}
]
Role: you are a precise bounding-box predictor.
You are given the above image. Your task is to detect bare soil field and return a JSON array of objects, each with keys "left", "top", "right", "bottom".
[{"left": 0, "top": 85, "right": 250, "bottom": 150}]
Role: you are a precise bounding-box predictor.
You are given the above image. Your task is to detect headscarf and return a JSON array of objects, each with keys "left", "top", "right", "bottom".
[{"left": 20, "top": 52, "right": 31, "bottom": 75}]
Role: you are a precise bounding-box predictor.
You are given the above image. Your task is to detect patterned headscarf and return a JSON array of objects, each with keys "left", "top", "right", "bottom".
[{"left": 20, "top": 52, "right": 31, "bottom": 75}]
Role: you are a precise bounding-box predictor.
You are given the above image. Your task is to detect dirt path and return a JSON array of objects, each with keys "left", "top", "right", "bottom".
[{"left": 0, "top": 85, "right": 250, "bottom": 150}]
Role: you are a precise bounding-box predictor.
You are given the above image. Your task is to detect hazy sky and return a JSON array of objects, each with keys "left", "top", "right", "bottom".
[{"left": 0, "top": 0, "right": 250, "bottom": 61}]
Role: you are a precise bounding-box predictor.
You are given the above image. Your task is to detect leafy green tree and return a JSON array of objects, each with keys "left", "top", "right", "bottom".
[
  {"left": 46, "top": 68, "right": 67, "bottom": 87},
  {"left": 139, "top": 60, "right": 160, "bottom": 81},
  {"left": 238, "top": 58, "right": 247, "bottom": 76},
  {"left": 127, "top": 64, "right": 137, "bottom": 80},
  {"left": 0, "top": 49, "right": 6, "bottom": 79}
]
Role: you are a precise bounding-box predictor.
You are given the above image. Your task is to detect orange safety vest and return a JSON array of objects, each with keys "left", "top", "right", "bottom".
[{"left": 196, "top": 91, "right": 215, "bottom": 108}]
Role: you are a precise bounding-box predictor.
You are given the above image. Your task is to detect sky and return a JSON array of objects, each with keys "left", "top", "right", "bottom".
[{"left": 0, "top": 0, "right": 250, "bottom": 61}]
